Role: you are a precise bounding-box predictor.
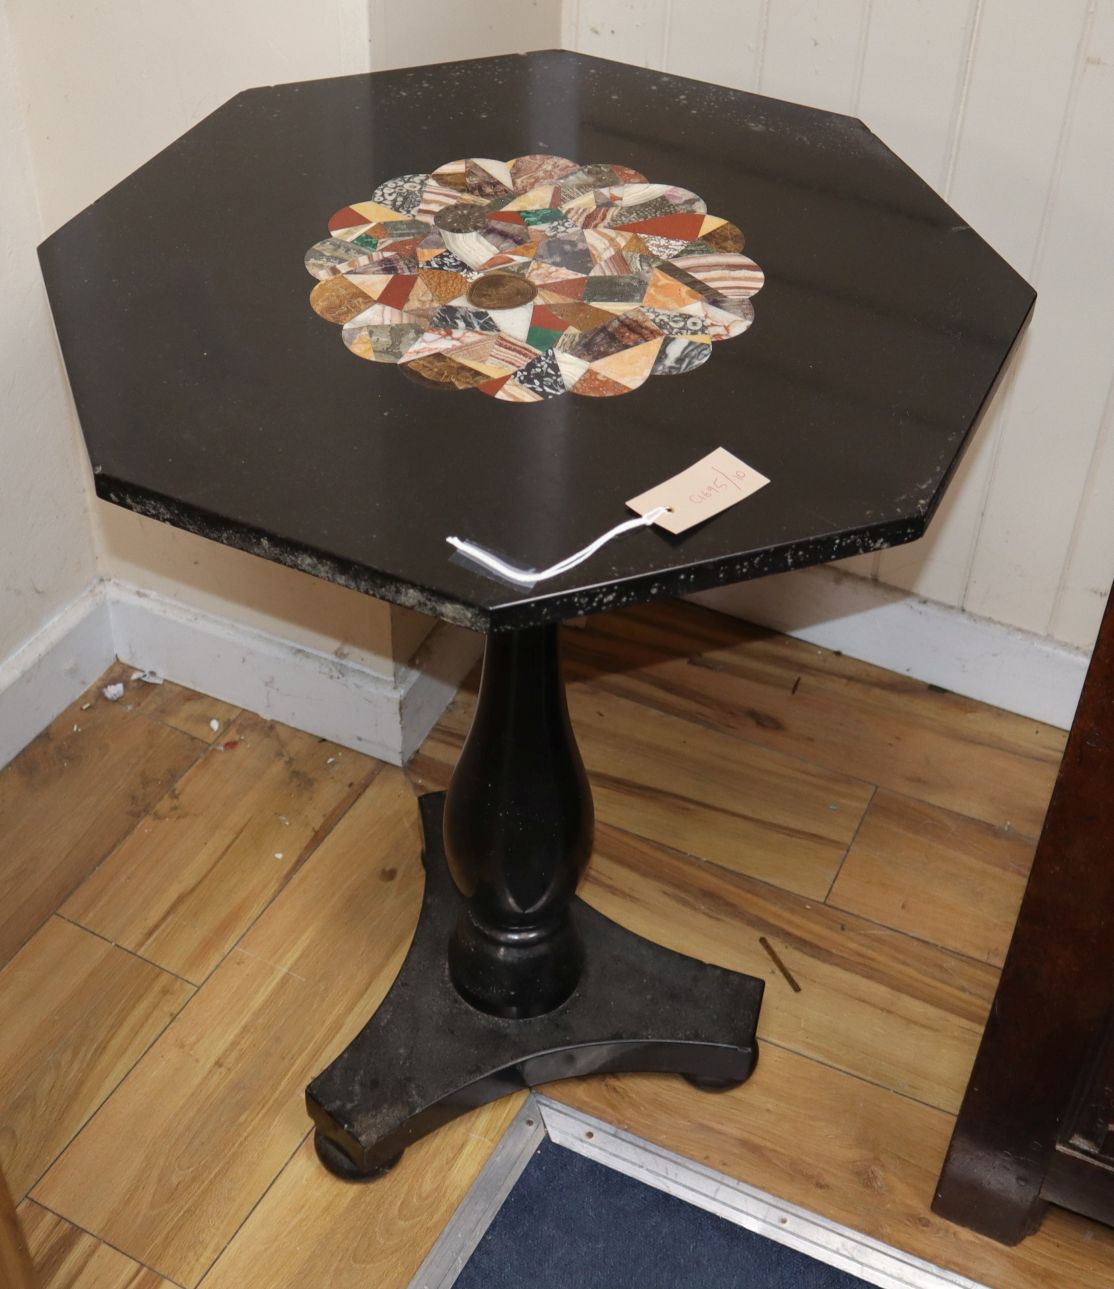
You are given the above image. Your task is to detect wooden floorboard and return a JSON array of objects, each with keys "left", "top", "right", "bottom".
[
  {"left": 132, "top": 679, "right": 240, "bottom": 745},
  {"left": 19, "top": 1201, "right": 177, "bottom": 1289},
  {"left": 4, "top": 601, "right": 1106, "bottom": 1289},
  {"left": 0, "top": 917, "right": 192, "bottom": 1200},
  {"left": 0, "top": 665, "right": 203, "bottom": 967},
  {"left": 584, "top": 821, "right": 998, "bottom": 1114},
  {"left": 62, "top": 712, "right": 378, "bottom": 983},
  {"left": 562, "top": 604, "right": 1065, "bottom": 836},
  {"left": 419, "top": 681, "right": 875, "bottom": 899},
  {"left": 34, "top": 768, "right": 418, "bottom": 1288},
  {"left": 199, "top": 1098, "right": 525, "bottom": 1289},
  {"left": 829, "top": 790, "right": 1037, "bottom": 967},
  {"left": 412, "top": 756, "right": 996, "bottom": 1114}
]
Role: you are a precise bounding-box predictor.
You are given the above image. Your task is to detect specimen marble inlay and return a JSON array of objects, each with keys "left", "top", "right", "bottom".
[{"left": 304, "top": 155, "right": 764, "bottom": 402}]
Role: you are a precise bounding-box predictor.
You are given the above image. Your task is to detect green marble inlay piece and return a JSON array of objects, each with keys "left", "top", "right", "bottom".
[
  {"left": 352, "top": 234, "right": 379, "bottom": 251},
  {"left": 526, "top": 325, "right": 564, "bottom": 350},
  {"left": 522, "top": 208, "right": 566, "bottom": 226}
]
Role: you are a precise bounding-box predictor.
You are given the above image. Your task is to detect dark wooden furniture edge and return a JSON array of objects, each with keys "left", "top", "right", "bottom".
[{"left": 933, "top": 583, "right": 1114, "bottom": 1244}]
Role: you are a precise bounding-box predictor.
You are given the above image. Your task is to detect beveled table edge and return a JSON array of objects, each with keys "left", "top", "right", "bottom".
[{"left": 94, "top": 472, "right": 928, "bottom": 633}]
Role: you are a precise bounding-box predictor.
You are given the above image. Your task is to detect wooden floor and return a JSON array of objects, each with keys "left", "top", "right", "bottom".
[{"left": 1, "top": 600, "right": 1109, "bottom": 1288}]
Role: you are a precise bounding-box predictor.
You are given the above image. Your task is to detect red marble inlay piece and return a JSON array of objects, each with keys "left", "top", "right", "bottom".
[
  {"left": 376, "top": 236, "right": 425, "bottom": 257},
  {"left": 328, "top": 206, "right": 367, "bottom": 232},
  {"left": 478, "top": 373, "right": 513, "bottom": 396},
  {"left": 376, "top": 274, "right": 418, "bottom": 310},
  {"left": 489, "top": 211, "right": 527, "bottom": 224},
  {"left": 542, "top": 276, "right": 588, "bottom": 302},
  {"left": 530, "top": 304, "right": 572, "bottom": 333},
  {"left": 571, "top": 368, "right": 633, "bottom": 398},
  {"left": 611, "top": 213, "right": 707, "bottom": 240}
]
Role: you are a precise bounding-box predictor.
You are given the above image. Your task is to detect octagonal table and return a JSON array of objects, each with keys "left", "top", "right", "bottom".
[{"left": 38, "top": 50, "right": 1034, "bottom": 1181}]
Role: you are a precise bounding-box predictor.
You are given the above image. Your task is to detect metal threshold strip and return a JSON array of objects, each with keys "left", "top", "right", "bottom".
[{"left": 408, "top": 1093, "right": 989, "bottom": 1289}]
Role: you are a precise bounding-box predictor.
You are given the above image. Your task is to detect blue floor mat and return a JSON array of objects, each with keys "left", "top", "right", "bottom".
[{"left": 452, "top": 1139, "right": 869, "bottom": 1288}]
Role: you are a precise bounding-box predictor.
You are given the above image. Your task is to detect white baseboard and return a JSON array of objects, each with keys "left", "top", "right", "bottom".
[
  {"left": 1, "top": 565, "right": 1086, "bottom": 777},
  {"left": 0, "top": 582, "right": 116, "bottom": 771},
  {"left": 108, "top": 581, "right": 482, "bottom": 765},
  {"left": 691, "top": 566, "right": 1089, "bottom": 730},
  {"left": 0, "top": 577, "right": 480, "bottom": 771}
]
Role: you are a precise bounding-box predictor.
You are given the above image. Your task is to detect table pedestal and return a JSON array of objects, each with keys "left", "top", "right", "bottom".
[{"left": 306, "top": 625, "right": 764, "bottom": 1180}]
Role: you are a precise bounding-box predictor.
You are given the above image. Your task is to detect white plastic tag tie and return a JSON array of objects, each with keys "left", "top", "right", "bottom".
[{"left": 447, "top": 506, "right": 670, "bottom": 586}]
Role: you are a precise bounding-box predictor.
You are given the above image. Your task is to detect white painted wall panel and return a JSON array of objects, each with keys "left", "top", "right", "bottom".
[
  {"left": 849, "top": 0, "right": 976, "bottom": 585},
  {"left": 1052, "top": 405, "right": 1114, "bottom": 649},
  {"left": 0, "top": 7, "right": 98, "bottom": 662},
  {"left": 758, "top": 0, "right": 870, "bottom": 111},
  {"left": 570, "top": 0, "right": 669, "bottom": 67},
  {"left": 659, "top": 1, "right": 765, "bottom": 90},
  {"left": 965, "top": 1, "right": 1114, "bottom": 636},
  {"left": 878, "top": 0, "right": 1094, "bottom": 610},
  {"left": 856, "top": 0, "right": 974, "bottom": 205},
  {"left": 371, "top": 0, "right": 561, "bottom": 71}
]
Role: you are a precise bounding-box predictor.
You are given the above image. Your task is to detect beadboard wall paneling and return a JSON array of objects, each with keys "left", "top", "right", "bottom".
[
  {"left": 964, "top": 2, "right": 1114, "bottom": 638},
  {"left": 855, "top": 0, "right": 975, "bottom": 191},
  {"left": 370, "top": 0, "right": 561, "bottom": 72},
  {"left": 566, "top": 0, "right": 670, "bottom": 68},
  {"left": 1054, "top": 403, "right": 1114, "bottom": 647},
  {"left": 566, "top": 0, "right": 1114, "bottom": 652},
  {"left": 759, "top": 0, "right": 871, "bottom": 111},
  {"left": 876, "top": 0, "right": 1092, "bottom": 611},
  {"left": 658, "top": 1, "right": 766, "bottom": 90},
  {"left": 0, "top": 9, "right": 99, "bottom": 664}
]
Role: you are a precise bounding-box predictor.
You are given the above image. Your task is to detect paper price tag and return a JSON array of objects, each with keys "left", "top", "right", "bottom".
[{"left": 626, "top": 447, "right": 770, "bottom": 534}]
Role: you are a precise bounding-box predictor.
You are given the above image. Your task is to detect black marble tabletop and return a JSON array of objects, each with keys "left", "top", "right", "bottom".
[{"left": 39, "top": 51, "right": 1034, "bottom": 632}]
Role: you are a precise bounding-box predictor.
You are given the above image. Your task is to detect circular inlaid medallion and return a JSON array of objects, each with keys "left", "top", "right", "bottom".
[
  {"left": 304, "top": 154, "right": 765, "bottom": 401},
  {"left": 466, "top": 272, "right": 538, "bottom": 310}
]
